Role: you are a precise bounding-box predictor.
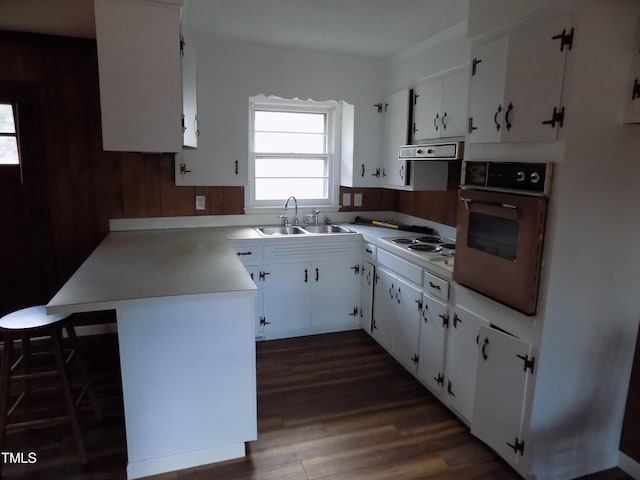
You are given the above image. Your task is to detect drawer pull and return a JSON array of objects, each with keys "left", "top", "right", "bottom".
[
  {"left": 428, "top": 281, "right": 441, "bottom": 290},
  {"left": 365, "top": 248, "right": 373, "bottom": 254},
  {"left": 236, "top": 251, "right": 253, "bottom": 256}
]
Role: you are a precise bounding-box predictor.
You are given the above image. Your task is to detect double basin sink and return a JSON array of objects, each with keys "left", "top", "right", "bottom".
[{"left": 256, "top": 224, "right": 355, "bottom": 236}]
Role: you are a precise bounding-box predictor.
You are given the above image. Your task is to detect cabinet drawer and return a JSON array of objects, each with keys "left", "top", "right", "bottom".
[
  {"left": 232, "top": 245, "right": 262, "bottom": 265},
  {"left": 377, "top": 249, "right": 422, "bottom": 285},
  {"left": 362, "top": 243, "right": 377, "bottom": 262},
  {"left": 424, "top": 271, "right": 449, "bottom": 301}
]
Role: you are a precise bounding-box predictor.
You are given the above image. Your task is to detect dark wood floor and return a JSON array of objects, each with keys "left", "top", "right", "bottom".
[{"left": 0, "top": 330, "right": 633, "bottom": 480}]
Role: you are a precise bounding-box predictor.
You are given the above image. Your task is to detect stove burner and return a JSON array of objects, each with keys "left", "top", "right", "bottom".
[
  {"left": 440, "top": 243, "right": 456, "bottom": 250},
  {"left": 415, "top": 236, "right": 444, "bottom": 244},
  {"left": 408, "top": 244, "right": 443, "bottom": 252},
  {"left": 392, "top": 238, "right": 416, "bottom": 245}
]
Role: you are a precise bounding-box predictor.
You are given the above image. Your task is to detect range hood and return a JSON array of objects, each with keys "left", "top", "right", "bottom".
[{"left": 399, "top": 141, "right": 464, "bottom": 161}]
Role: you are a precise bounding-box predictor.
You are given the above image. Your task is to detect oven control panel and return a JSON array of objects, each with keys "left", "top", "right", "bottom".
[{"left": 461, "top": 161, "right": 553, "bottom": 196}]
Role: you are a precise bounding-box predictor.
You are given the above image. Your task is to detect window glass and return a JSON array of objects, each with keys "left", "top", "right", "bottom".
[
  {"left": 0, "top": 104, "right": 19, "bottom": 165},
  {"left": 248, "top": 98, "right": 339, "bottom": 209},
  {"left": 468, "top": 212, "right": 520, "bottom": 261}
]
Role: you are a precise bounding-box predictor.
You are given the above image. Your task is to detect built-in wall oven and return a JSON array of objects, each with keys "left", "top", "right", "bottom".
[{"left": 453, "top": 161, "right": 553, "bottom": 316}]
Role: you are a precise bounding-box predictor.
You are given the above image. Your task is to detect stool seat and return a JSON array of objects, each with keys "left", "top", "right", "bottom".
[
  {"left": 0, "top": 305, "right": 69, "bottom": 330},
  {"left": 0, "top": 305, "right": 101, "bottom": 473}
]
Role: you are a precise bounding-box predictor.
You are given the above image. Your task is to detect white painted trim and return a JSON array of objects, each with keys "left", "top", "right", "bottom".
[
  {"left": 619, "top": 452, "right": 640, "bottom": 479},
  {"left": 127, "top": 442, "right": 246, "bottom": 479},
  {"left": 390, "top": 19, "right": 468, "bottom": 62}
]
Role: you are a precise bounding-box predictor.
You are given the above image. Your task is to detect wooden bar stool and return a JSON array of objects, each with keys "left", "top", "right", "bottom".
[{"left": 0, "top": 306, "right": 102, "bottom": 473}]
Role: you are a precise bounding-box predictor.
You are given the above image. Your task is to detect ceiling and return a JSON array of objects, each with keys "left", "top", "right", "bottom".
[{"left": 0, "top": 0, "right": 470, "bottom": 59}]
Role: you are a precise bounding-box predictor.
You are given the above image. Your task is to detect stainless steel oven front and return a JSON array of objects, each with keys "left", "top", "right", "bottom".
[{"left": 453, "top": 161, "right": 553, "bottom": 315}]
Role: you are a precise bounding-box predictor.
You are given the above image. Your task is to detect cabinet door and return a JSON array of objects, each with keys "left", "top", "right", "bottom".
[
  {"left": 372, "top": 267, "right": 396, "bottom": 351},
  {"left": 261, "top": 262, "right": 311, "bottom": 338},
  {"left": 624, "top": 25, "right": 640, "bottom": 123},
  {"left": 95, "top": 0, "right": 183, "bottom": 152},
  {"left": 243, "top": 265, "right": 263, "bottom": 338},
  {"left": 359, "top": 261, "right": 375, "bottom": 333},
  {"left": 472, "top": 326, "right": 534, "bottom": 468},
  {"left": 412, "top": 80, "right": 443, "bottom": 141},
  {"left": 502, "top": 15, "right": 570, "bottom": 142},
  {"left": 382, "top": 89, "right": 410, "bottom": 187},
  {"left": 444, "top": 305, "right": 489, "bottom": 423},
  {"left": 312, "top": 258, "right": 360, "bottom": 331},
  {"left": 391, "top": 277, "right": 422, "bottom": 373},
  {"left": 440, "top": 69, "right": 469, "bottom": 138},
  {"left": 181, "top": 34, "right": 198, "bottom": 148},
  {"left": 467, "top": 36, "right": 509, "bottom": 143},
  {"left": 417, "top": 294, "right": 448, "bottom": 394}
]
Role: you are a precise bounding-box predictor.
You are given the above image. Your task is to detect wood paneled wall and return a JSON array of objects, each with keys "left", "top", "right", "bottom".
[{"left": 0, "top": 31, "right": 243, "bottom": 291}]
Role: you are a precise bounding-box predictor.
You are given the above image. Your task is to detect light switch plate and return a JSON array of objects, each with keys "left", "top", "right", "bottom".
[
  {"left": 195, "top": 195, "right": 206, "bottom": 210},
  {"left": 354, "top": 193, "right": 363, "bottom": 207},
  {"left": 342, "top": 192, "right": 351, "bottom": 207}
]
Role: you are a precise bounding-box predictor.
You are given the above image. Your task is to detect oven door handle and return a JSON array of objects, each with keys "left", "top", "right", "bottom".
[{"left": 460, "top": 196, "right": 522, "bottom": 220}]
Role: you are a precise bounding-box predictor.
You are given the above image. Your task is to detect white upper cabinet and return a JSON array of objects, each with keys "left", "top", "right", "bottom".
[
  {"left": 467, "top": 15, "right": 571, "bottom": 143},
  {"left": 95, "top": 0, "right": 197, "bottom": 152},
  {"left": 624, "top": 17, "right": 640, "bottom": 124},
  {"left": 382, "top": 88, "right": 411, "bottom": 188},
  {"left": 412, "top": 69, "right": 469, "bottom": 141},
  {"left": 340, "top": 101, "right": 383, "bottom": 187}
]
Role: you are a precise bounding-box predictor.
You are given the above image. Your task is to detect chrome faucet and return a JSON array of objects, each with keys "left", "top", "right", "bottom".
[{"left": 284, "top": 196, "right": 299, "bottom": 225}]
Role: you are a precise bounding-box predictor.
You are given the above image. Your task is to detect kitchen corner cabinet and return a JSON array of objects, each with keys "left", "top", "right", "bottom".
[
  {"left": 443, "top": 305, "right": 489, "bottom": 423},
  {"left": 467, "top": 15, "right": 571, "bottom": 143},
  {"left": 95, "top": 0, "right": 197, "bottom": 152},
  {"left": 471, "top": 326, "right": 535, "bottom": 470},
  {"left": 412, "top": 69, "right": 469, "bottom": 142}
]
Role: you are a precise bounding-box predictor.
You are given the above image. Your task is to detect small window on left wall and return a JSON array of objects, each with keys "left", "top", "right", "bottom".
[{"left": 0, "top": 103, "right": 20, "bottom": 165}]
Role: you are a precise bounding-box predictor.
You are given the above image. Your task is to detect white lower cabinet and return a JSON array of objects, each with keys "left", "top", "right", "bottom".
[
  {"left": 472, "top": 326, "right": 534, "bottom": 469},
  {"left": 359, "top": 260, "right": 375, "bottom": 333},
  {"left": 442, "top": 305, "right": 489, "bottom": 423},
  {"left": 390, "top": 276, "right": 422, "bottom": 373},
  {"left": 416, "top": 294, "right": 449, "bottom": 394},
  {"left": 371, "top": 267, "right": 396, "bottom": 351},
  {"left": 234, "top": 237, "right": 361, "bottom": 340}
]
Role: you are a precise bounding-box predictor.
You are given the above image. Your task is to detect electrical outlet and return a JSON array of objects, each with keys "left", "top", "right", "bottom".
[
  {"left": 354, "top": 193, "right": 363, "bottom": 207},
  {"left": 342, "top": 193, "right": 352, "bottom": 206},
  {"left": 195, "top": 195, "right": 206, "bottom": 211}
]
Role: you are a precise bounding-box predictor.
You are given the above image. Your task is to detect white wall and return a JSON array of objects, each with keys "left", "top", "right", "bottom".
[{"left": 180, "top": 39, "right": 385, "bottom": 187}]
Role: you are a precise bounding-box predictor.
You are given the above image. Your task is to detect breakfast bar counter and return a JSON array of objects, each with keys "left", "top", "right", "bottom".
[{"left": 47, "top": 228, "right": 258, "bottom": 479}]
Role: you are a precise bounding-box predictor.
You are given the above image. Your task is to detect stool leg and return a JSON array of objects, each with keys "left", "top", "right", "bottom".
[
  {"left": 20, "top": 332, "right": 32, "bottom": 419},
  {"left": 51, "top": 326, "right": 87, "bottom": 464},
  {"left": 64, "top": 324, "right": 102, "bottom": 420},
  {"left": 0, "top": 331, "right": 15, "bottom": 476}
]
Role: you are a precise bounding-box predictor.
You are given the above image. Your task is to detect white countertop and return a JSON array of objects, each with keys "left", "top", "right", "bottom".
[
  {"left": 47, "top": 228, "right": 257, "bottom": 315},
  {"left": 46, "top": 218, "right": 454, "bottom": 315}
]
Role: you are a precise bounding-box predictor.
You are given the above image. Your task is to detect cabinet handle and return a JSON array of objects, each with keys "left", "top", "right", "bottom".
[
  {"left": 234, "top": 159, "right": 239, "bottom": 175},
  {"left": 315, "top": 267, "right": 319, "bottom": 282},
  {"left": 505, "top": 102, "right": 514, "bottom": 131},
  {"left": 382, "top": 168, "right": 386, "bottom": 177},
  {"left": 399, "top": 164, "right": 404, "bottom": 180},
  {"left": 304, "top": 269, "right": 308, "bottom": 283},
  {"left": 447, "top": 380, "right": 456, "bottom": 397},
  {"left": 372, "top": 318, "right": 378, "bottom": 330},
  {"left": 441, "top": 111, "right": 447, "bottom": 130},
  {"left": 389, "top": 285, "right": 394, "bottom": 299},
  {"left": 494, "top": 104, "right": 502, "bottom": 131},
  {"left": 467, "top": 117, "right": 477, "bottom": 134},
  {"left": 365, "top": 248, "right": 373, "bottom": 254},
  {"left": 428, "top": 281, "right": 441, "bottom": 290},
  {"left": 361, "top": 163, "right": 365, "bottom": 177},
  {"left": 481, "top": 337, "right": 489, "bottom": 361},
  {"left": 433, "top": 113, "right": 440, "bottom": 131},
  {"left": 396, "top": 288, "right": 401, "bottom": 304},
  {"left": 413, "top": 123, "right": 418, "bottom": 134},
  {"left": 236, "top": 251, "right": 252, "bottom": 256},
  {"left": 471, "top": 57, "right": 482, "bottom": 76},
  {"left": 633, "top": 78, "right": 640, "bottom": 100}
]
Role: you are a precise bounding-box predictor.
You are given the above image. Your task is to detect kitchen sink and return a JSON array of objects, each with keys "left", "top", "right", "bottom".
[
  {"left": 302, "top": 224, "right": 354, "bottom": 234},
  {"left": 257, "top": 226, "right": 307, "bottom": 236},
  {"left": 255, "top": 224, "right": 355, "bottom": 236}
]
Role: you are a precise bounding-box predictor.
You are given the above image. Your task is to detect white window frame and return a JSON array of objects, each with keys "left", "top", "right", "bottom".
[{"left": 245, "top": 95, "right": 341, "bottom": 213}]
